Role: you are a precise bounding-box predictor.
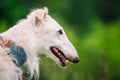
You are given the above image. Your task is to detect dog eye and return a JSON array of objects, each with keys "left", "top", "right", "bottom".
[{"left": 57, "top": 29, "right": 63, "bottom": 35}]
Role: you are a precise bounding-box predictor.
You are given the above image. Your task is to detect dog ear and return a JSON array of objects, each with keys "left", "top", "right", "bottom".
[{"left": 35, "top": 7, "right": 48, "bottom": 25}]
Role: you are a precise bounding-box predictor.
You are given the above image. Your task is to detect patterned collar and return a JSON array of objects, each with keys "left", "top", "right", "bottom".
[
  {"left": 0, "top": 37, "right": 27, "bottom": 67},
  {"left": 0, "top": 37, "right": 27, "bottom": 80}
]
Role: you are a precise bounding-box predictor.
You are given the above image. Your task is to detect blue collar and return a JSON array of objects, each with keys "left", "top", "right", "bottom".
[
  {"left": 0, "top": 38, "right": 27, "bottom": 67},
  {"left": 9, "top": 44, "right": 27, "bottom": 67}
]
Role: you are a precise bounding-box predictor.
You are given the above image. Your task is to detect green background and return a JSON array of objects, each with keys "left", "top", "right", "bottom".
[{"left": 0, "top": 0, "right": 120, "bottom": 80}]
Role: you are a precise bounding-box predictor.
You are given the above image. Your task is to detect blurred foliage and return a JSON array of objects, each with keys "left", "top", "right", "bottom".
[{"left": 0, "top": 0, "right": 120, "bottom": 80}]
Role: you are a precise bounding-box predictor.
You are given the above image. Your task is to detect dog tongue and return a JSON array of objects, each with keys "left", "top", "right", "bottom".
[
  {"left": 53, "top": 48, "right": 66, "bottom": 66},
  {"left": 59, "top": 54, "right": 66, "bottom": 66}
]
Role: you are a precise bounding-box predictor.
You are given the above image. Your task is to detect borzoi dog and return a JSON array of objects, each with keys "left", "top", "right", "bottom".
[{"left": 0, "top": 7, "right": 79, "bottom": 80}]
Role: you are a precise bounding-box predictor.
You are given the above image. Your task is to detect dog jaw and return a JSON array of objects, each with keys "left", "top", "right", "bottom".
[{"left": 49, "top": 46, "right": 79, "bottom": 67}]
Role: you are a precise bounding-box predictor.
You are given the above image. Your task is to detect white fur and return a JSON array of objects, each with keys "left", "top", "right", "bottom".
[{"left": 0, "top": 7, "right": 79, "bottom": 80}]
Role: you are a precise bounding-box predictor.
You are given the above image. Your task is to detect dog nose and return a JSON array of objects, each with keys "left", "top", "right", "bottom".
[
  {"left": 73, "top": 57, "right": 80, "bottom": 63},
  {"left": 67, "top": 56, "right": 80, "bottom": 63}
]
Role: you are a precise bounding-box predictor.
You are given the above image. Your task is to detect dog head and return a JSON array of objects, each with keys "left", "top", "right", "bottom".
[{"left": 28, "top": 7, "right": 80, "bottom": 67}]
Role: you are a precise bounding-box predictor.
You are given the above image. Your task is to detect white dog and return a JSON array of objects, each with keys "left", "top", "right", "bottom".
[{"left": 0, "top": 7, "right": 79, "bottom": 80}]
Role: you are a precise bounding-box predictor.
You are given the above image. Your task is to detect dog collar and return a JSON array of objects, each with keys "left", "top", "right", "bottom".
[
  {"left": 0, "top": 37, "right": 27, "bottom": 67},
  {"left": 0, "top": 37, "right": 27, "bottom": 80},
  {"left": 0, "top": 38, "right": 27, "bottom": 67}
]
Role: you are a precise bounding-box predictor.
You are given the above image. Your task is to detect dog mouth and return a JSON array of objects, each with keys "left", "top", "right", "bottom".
[{"left": 50, "top": 47, "right": 68, "bottom": 67}]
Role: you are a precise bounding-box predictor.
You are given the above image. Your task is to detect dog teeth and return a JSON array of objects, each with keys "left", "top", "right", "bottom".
[
  {"left": 53, "top": 47, "right": 58, "bottom": 52},
  {"left": 65, "top": 60, "right": 68, "bottom": 63}
]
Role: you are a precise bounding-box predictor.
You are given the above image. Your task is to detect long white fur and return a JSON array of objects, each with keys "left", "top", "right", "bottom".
[{"left": 0, "top": 7, "right": 79, "bottom": 80}]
